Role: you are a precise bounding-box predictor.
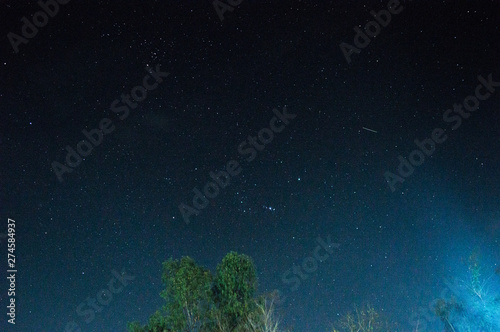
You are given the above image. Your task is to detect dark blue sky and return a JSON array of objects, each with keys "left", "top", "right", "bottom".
[{"left": 1, "top": 0, "right": 500, "bottom": 331}]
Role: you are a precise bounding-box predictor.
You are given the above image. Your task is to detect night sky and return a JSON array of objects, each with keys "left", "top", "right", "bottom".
[{"left": 1, "top": 0, "right": 500, "bottom": 331}]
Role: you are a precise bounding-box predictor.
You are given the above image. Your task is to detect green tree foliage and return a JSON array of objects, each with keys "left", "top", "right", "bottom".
[
  {"left": 127, "top": 251, "right": 278, "bottom": 332},
  {"left": 159, "top": 256, "right": 214, "bottom": 331},
  {"left": 127, "top": 308, "right": 171, "bottom": 332},
  {"left": 127, "top": 255, "right": 214, "bottom": 332},
  {"left": 212, "top": 251, "right": 258, "bottom": 330}
]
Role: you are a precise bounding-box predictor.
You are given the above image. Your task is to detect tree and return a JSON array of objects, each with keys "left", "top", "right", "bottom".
[
  {"left": 212, "top": 251, "right": 258, "bottom": 331},
  {"left": 330, "top": 303, "right": 395, "bottom": 332},
  {"left": 159, "top": 256, "right": 214, "bottom": 331},
  {"left": 127, "top": 308, "right": 172, "bottom": 332},
  {"left": 127, "top": 252, "right": 285, "bottom": 332},
  {"left": 243, "top": 291, "right": 284, "bottom": 332},
  {"left": 434, "top": 298, "right": 461, "bottom": 332},
  {"left": 434, "top": 251, "right": 500, "bottom": 332},
  {"left": 127, "top": 256, "right": 214, "bottom": 332}
]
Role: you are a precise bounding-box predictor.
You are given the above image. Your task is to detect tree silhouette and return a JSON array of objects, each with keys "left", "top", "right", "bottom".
[
  {"left": 127, "top": 252, "right": 287, "bottom": 332},
  {"left": 212, "top": 251, "right": 258, "bottom": 331},
  {"left": 330, "top": 303, "right": 396, "bottom": 332},
  {"left": 434, "top": 251, "right": 500, "bottom": 331}
]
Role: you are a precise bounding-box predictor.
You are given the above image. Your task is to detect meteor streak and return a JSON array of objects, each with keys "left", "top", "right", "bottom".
[{"left": 362, "top": 127, "right": 378, "bottom": 133}]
